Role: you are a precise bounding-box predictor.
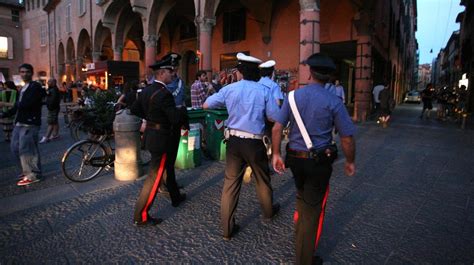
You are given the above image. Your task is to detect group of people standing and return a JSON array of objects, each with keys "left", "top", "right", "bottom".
[
  {"left": 420, "top": 83, "right": 468, "bottom": 121},
  {"left": 132, "top": 51, "right": 356, "bottom": 265}
]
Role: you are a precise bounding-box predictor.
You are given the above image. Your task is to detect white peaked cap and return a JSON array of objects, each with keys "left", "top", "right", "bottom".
[
  {"left": 236, "top": 53, "right": 262, "bottom": 64},
  {"left": 259, "top": 60, "right": 276, "bottom": 68}
]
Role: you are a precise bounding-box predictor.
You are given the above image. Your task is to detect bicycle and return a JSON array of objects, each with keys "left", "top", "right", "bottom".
[{"left": 61, "top": 132, "right": 152, "bottom": 182}]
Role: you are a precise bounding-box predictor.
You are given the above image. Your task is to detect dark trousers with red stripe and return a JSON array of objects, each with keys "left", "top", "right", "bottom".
[
  {"left": 221, "top": 136, "right": 274, "bottom": 237},
  {"left": 134, "top": 151, "right": 168, "bottom": 222},
  {"left": 288, "top": 156, "right": 332, "bottom": 265},
  {"left": 133, "top": 129, "right": 180, "bottom": 223},
  {"left": 160, "top": 128, "right": 180, "bottom": 192}
]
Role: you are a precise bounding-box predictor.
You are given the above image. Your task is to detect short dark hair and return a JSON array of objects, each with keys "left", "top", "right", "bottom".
[
  {"left": 237, "top": 62, "right": 260, "bottom": 81},
  {"left": 309, "top": 67, "right": 331, "bottom": 82},
  {"left": 5, "top": 81, "right": 16, "bottom": 90},
  {"left": 195, "top": 70, "right": 207, "bottom": 80},
  {"left": 260, "top": 67, "right": 274, "bottom": 78},
  {"left": 19, "top": 63, "right": 34, "bottom": 73}
]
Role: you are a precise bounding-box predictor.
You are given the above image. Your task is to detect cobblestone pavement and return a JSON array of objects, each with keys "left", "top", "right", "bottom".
[{"left": 0, "top": 104, "right": 473, "bottom": 264}]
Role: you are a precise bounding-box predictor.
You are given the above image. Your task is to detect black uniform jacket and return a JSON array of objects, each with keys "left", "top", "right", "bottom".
[
  {"left": 4, "top": 81, "right": 45, "bottom": 126},
  {"left": 130, "top": 81, "right": 188, "bottom": 152}
]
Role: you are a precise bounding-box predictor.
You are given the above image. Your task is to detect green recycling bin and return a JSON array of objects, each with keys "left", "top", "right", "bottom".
[
  {"left": 205, "top": 109, "right": 228, "bottom": 161},
  {"left": 175, "top": 123, "right": 202, "bottom": 169},
  {"left": 187, "top": 108, "right": 206, "bottom": 124}
]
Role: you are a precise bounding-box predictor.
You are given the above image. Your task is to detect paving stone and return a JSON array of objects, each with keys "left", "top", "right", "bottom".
[{"left": 1, "top": 104, "right": 474, "bottom": 263}]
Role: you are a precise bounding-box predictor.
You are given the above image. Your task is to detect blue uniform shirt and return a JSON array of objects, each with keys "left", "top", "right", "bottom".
[
  {"left": 259, "top": 77, "right": 285, "bottom": 102},
  {"left": 325, "top": 83, "right": 337, "bottom": 95},
  {"left": 275, "top": 83, "right": 356, "bottom": 151},
  {"left": 205, "top": 79, "right": 280, "bottom": 135},
  {"left": 166, "top": 77, "right": 185, "bottom": 106}
]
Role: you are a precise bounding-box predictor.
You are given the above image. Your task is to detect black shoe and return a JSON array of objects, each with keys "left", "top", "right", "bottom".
[
  {"left": 263, "top": 203, "right": 281, "bottom": 222},
  {"left": 134, "top": 216, "right": 163, "bottom": 227},
  {"left": 312, "top": 255, "right": 323, "bottom": 265},
  {"left": 171, "top": 193, "right": 186, "bottom": 207},
  {"left": 223, "top": 224, "right": 240, "bottom": 241}
]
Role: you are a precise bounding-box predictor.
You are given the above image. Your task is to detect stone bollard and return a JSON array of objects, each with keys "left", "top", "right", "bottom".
[{"left": 113, "top": 109, "right": 142, "bottom": 181}]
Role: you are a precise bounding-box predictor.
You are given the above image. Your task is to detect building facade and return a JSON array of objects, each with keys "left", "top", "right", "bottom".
[
  {"left": 0, "top": 0, "right": 23, "bottom": 82},
  {"left": 19, "top": 0, "right": 417, "bottom": 121},
  {"left": 458, "top": 0, "right": 473, "bottom": 112},
  {"left": 417, "top": 63, "right": 431, "bottom": 90},
  {"left": 432, "top": 31, "right": 461, "bottom": 90}
]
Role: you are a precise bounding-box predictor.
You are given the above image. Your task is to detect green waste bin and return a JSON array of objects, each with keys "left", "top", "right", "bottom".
[
  {"left": 187, "top": 108, "right": 206, "bottom": 124},
  {"left": 175, "top": 123, "right": 202, "bottom": 169},
  {"left": 205, "top": 109, "right": 228, "bottom": 160}
]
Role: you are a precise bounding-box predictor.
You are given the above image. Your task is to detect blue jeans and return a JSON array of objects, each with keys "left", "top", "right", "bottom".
[{"left": 11, "top": 125, "right": 42, "bottom": 180}]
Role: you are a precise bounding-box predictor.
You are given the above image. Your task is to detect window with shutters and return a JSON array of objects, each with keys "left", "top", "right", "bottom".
[
  {"left": 49, "top": 19, "right": 54, "bottom": 43},
  {"left": 40, "top": 23, "right": 47, "bottom": 46},
  {"left": 223, "top": 9, "right": 246, "bottom": 43},
  {"left": 12, "top": 10, "right": 20, "bottom": 22},
  {"left": 78, "top": 0, "right": 86, "bottom": 16},
  {"left": 57, "top": 8, "right": 62, "bottom": 37},
  {"left": 66, "top": 3, "right": 72, "bottom": 33},
  {"left": 24, "top": 29, "right": 31, "bottom": 50}
]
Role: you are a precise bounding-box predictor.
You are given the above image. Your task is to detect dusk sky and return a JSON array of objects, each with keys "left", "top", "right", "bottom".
[{"left": 416, "top": 0, "right": 465, "bottom": 65}]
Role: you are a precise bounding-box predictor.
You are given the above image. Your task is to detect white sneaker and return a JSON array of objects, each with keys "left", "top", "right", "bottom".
[{"left": 39, "top": 137, "right": 49, "bottom": 144}]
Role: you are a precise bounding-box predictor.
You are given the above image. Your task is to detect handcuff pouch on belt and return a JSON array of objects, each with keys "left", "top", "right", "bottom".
[{"left": 309, "top": 144, "right": 338, "bottom": 163}]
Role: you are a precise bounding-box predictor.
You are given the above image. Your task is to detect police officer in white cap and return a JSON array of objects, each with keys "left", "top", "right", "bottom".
[
  {"left": 259, "top": 60, "right": 285, "bottom": 107},
  {"left": 203, "top": 53, "right": 281, "bottom": 240}
]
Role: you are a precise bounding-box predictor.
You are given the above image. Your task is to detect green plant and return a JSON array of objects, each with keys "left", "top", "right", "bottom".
[{"left": 82, "top": 89, "right": 118, "bottom": 135}]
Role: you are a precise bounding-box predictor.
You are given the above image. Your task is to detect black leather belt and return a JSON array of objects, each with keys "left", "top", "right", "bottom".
[
  {"left": 146, "top": 121, "right": 170, "bottom": 131},
  {"left": 287, "top": 149, "right": 313, "bottom": 159},
  {"left": 287, "top": 146, "right": 338, "bottom": 163}
]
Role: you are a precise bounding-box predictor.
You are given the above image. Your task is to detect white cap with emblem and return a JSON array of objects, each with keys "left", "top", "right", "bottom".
[
  {"left": 258, "top": 60, "right": 276, "bottom": 68},
  {"left": 236, "top": 53, "right": 262, "bottom": 64}
]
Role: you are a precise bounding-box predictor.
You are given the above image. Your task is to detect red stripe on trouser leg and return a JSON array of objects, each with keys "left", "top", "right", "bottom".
[
  {"left": 141, "top": 153, "right": 167, "bottom": 222},
  {"left": 315, "top": 186, "right": 330, "bottom": 250},
  {"left": 294, "top": 211, "right": 299, "bottom": 223}
]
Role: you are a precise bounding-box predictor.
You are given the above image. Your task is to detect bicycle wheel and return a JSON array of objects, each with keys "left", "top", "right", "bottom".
[
  {"left": 140, "top": 149, "right": 151, "bottom": 166},
  {"left": 69, "top": 120, "right": 79, "bottom": 139},
  {"left": 61, "top": 140, "right": 110, "bottom": 182},
  {"left": 73, "top": 121, "right": 89, "bottom": 141}
]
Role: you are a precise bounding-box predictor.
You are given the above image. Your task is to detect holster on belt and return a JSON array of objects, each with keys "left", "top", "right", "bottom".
[{"left": 286, "top": 144, "right": 338, "bottom": 165}]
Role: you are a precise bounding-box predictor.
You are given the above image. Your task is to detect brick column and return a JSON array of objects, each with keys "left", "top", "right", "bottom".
[
  {"left": 197, "top": 18, "right": 216, "bottom": 76},
  {"left": 299, "top": 0, "right": 320, "bottom": 87},
  {"left": 113, "top": 45, "right": 123, "bottom": 61},
  {"left": 353, "top": 35, "right": 372, "bottom": 122},
  {"left": 143, "top": 34, "right": 159, "bottom": 77}
]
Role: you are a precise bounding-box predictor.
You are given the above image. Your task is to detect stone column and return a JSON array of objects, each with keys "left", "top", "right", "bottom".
[
  {"left": 298, "top": 0, "right": 320, "bottom": 87},
  {"left": 113, "top": 45, "right": 123, "bottom": 61},
  {"left": 65, "top": 62, "right": 71, "bottom": 82},
  {"left": 92, "top": 52, "right": 102, "bottom": 63},
  {"left": 143, "top": 34, "right": 159, "bottom": 77},
  {"left": 76, "top": 58, "right": 83, "bottom": 80},
  {"left": 197, "top": 18, "right": 216, "bottom": 75},
  {"left": 353, "top": 35, "right": 372, "bottom": 122}
]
